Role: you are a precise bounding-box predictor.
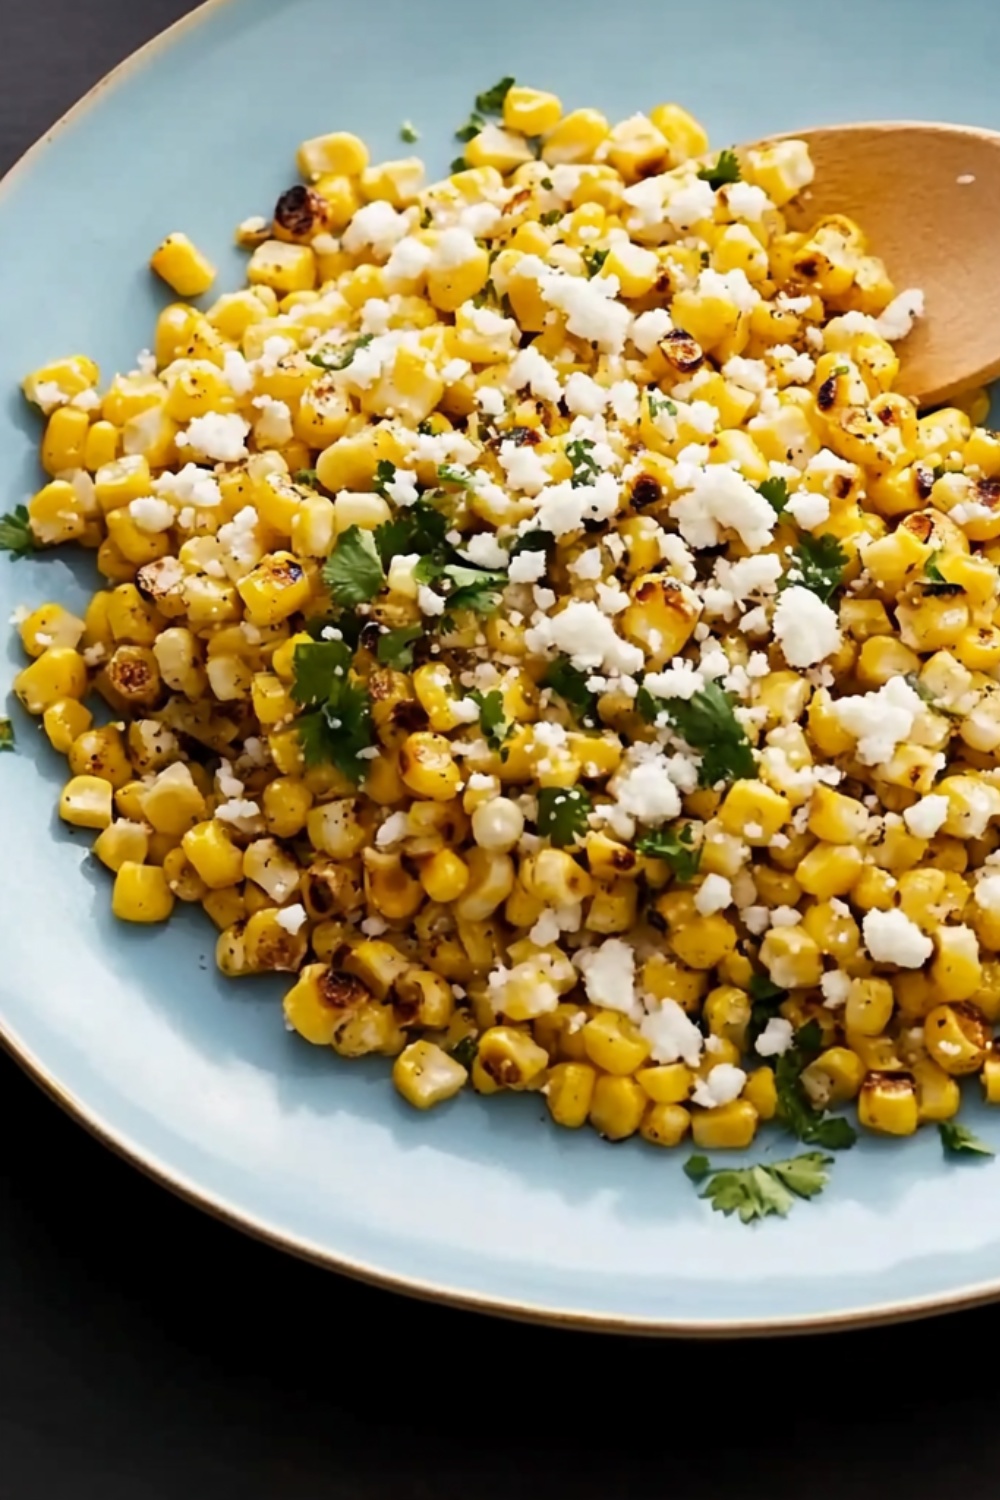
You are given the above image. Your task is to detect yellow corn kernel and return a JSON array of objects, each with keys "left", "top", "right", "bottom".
[
  {"left": 398, "top": 731, "right": 461, "bottom": 801},
  {"left": 19, "top": 602, "right": 86, "bottom": 659},
  {"left": 587, "top": 1075, "right": 646, "bottom": 1141},
  {"left": 742, "top": 1067, "right": 778, "bottom": 1121},
  {"left": 392, "top": 1041, "right": 468, "bottom": 1109},
  {"left": 243, "top": 837, "right": 301, "bottom": 905},
  {"left": 912, "top": 1057, "right": 962, "bottom": 1123},
  {"left": 759, "top": 926, "right": 824, "bottom": 990},
  {"left": 297, "top": 131, "right": 368, "bottom": 181},
  {"left": 40, "top": 404, "right": 91, "bottom": 476},
  {"left": 150, "top": 233, "right": 216, "bottom": 297},
  {"left": 280, "top": 964, "right": 341, "bottom": 1044},
  {"left": 540, "top": 108, "right": 609, "bottom": 165},
  {"left": 42, "top": 697, "right": 93, "bottom": 754},
  {"left": 250, "top": 673, "right": 296, "bottom": 728},
  {"left": 68, "top": 726, "right": 133, "bottom": 789},
  {"left": 248, "top": 240, "right": 317, "bottom": 295},
  {"left": 241, "top": 908, "right": 308, "bottom": 973},
  {"left": 636, "top": 1063, "right": 694, "bottom": 1105},
  {"left": 25, "top": 479, "right": 86, "bottom": 546},
  {"left": 15, "top": 648, "right": 87, "bottom": 714},
  {"left": 581, "top": 1010, "right": 652, "bottom": 1076},
  {"left": 930, "top": 926, "right": 983, "bottom": 1002},
  {"left": 472, "top": 1026, "right": 549, "bottom": 1093},
  {"left": 303, "top": 798, "right": 365, "bottom": 861},
  {"left": 807, "top": 786, "right": 871, "bottom": 845},
  {"left": 844, "top": 977, "right": 894, "bottom": 1037},
  {"left": 798, "top": 1048, "right": 863, "bottom": 1112},
  {"left": 419, "top": 848, "right": 470, "bottom": 904},
  {"left": 983, "top": 1052, "right": 1000, "bottom": 1104},
  {"left": 691, "top": 1099, "right": 758, "bottom": 1150},
  {"left": 546, "top": 1061, "right": 597, "bottom": 1129},
  {"left": 92, "top": 819, "right": 150, "bottom": 873},
  {"left": 795, "top": 842, "right": 864, "bottom": 899},
  {"left": 22, "top": 354, "right": 99, "bottom": 411},
  {"left": 647, "top": 103, "right": 709, "bottom": 162},
  {"left": 718, "top": 780, "right": 790, "bottom": 845},
  {"left": 140, "top": 763, "right": 207, "bottom": 837},
  {"left": 109, "top": 860, "right": 174, "bottom": 923},
  {"left": 669, "top": 914, "right": 737, "bottom": 972},
  {"left": 858, "top": 1071, "right": 919, "bottom": 1136},
  {"left": 237, "top": 551, "right": 312, "bottom": 625},
  {"left": 161, "top": 846, "right": 208, "bottom": 903},
  {"left": 641, "top": 1102, "right": 692, "bottom": 1148},
  {"left": 924, "top": 1001, "right": 990, "bottom": 1075},
  {"left": 59, "top": 774, "right": 113, "bottom": 829},
  {"left": 605, "top": 112, "right": 669, "bottom": 182}
]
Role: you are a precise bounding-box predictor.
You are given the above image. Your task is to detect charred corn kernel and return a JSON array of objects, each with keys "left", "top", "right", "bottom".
[
  {"left": 636, "top": 1063, "right": 694, "bottom": 1104},
  {"left": 260, "top": 776, "right": 313, "bottom": 839},
  {"left": 363, "top": 848, "right": 424, "bottom": 920},
  {"left": 419, "top": 848, "right": 470, "bottom": 903},
  {"left": 546, "top": 1061, "right": 597, "bottom": 1129},
  {"left": 807, "top": 786, "right": 871, "bottom": 844},
  {"left": 342, "top": 939, "right": 411, "bottom": 1000},
  {"left": 759, "top": 926, "right": 823, "bottom": 990},
  {"left": 242, "top": 837, "right": 300, "bottom": 904},
  {"left": 111, "top": 862, "right": 175, "bottom": 923},
  {"left": 581, "top": 1010, "right": 652, "bottom": 1075},
  {"left": 912, "top": 1057, "right": 962, "bottom": 1123},
  {"left": 201, "top": 887, "right": 246, "bottom": 933},
  {"left": 282, "top": 964, "right": 346, "bottom": 1045},
  {"left": 742, "top": 1067, "right": 778, "bottom": 1121},
  {"left": 702, "top": 986, "right": 751, "bottom": 1049},
  {"left": 801, "top": 1048, "right": 867, "bottom": 1108},
  {"left": 472, "top": 1026, "right": 549, "bottom": 1093},
  {"left": 247, "top": 240, "right": 317, "bottom": 295},
  {"left": 588, "top": 1075, "right": 646, "bottom": 1140},
  {"left": 161, "top": 846, "right": 208, "bottom": 902},
  {"left": 924, "top": 1001, "right": 990, "bottom": 1075},
  {"left": 241, "top": 907, "right": 308, "bottom": 973},
  {"left": 42, "top": 697, "right": 93, "bottom": 753},
  {"left": 640, "top": 1102, "right": 692, "bottom": 1147},
  {"left": 640, "top": 955, "right": 707, "bottom": 1014},
  {"left": 858, "top": 1071, "right": 919, "bottom": 1136},
  {"left": 392, "top": 1041, "right": 467, "bottom": 1109},
  {"left": 15, "top": 648, "right": 87, "bottom": 714},
  {"left": 398, "top": 731, "right": 462, "bottom": 801},
  {"left": 691, "top": 1099, "right": 758, "bottom": 1150},
  {"left": 150, "top": 233, "right": 216, "bottom": 297},
  {"left": 59, "top": 774, "right": 113, "bottom": 829},
  {"left": 237, "top": 551, "right": 311, "bottom": 625},
  {"left": 845, "top": 978, "right": 894, "bottom": 1036},
  {"left": 68, "top": 726, "right": 133, "bottom": 788}
]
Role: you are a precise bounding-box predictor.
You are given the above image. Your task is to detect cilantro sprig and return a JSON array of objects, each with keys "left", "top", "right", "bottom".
[
  {"left": 307, "top": 334, "right": 373, "bottom": 372},
  {"left": 781, "top": 533, "right": 848, "bottom": 605},
  {"left": 635, "top": 823, "right": 700, "bottom": 881},
  {"left": 469, "top": 689, "right": 514, "bottom": 755},
  {"left": 290, "top": 639, "right": 373, "bottom": 782},
  {"left": 775, "top": 1021, "right": 857, "bottom": 1150},
  {"left": 541, "top": 658, "right": 597, "bottom": 725},
  {"left": 757, "top": 476, "right": 790, "bottom": 516},
  {"left": 697, "top": 148, "right": 742, "bottom": 191},
  {"left": 648, "top": 390, "right": 678, "bottom": 421},
  {"left": 746, "top": 972, "right": 788, "bottom": 1049},
  {"left": 321, "top": 526, "right": 385, "bottom": 608},
  {"left": 685, "top": 1152, "right": 833, "bottom": 1224},
  {"left": 400, "top": 120, "right": 419, "bottom": 144},
  {"left": 0, "top": 505, "right": 36, "bottom": 560},
  {"left": 940, "top": 1122, "right": 995, "bottom": 1158},
  {"left": 566, "top": 438, "right": 601, "bottom": 487},
  {"left": 638, "top": 680, "right": 755, "bottom": 789},
  {"left": 376, "top": 624, "right": 423, "bottom": 671},
  {"left": 475, "top": 76, "right": 516, "bottom": 114},
  {"left": 537, "top": 785, "right": 592, "bottom": 847},
  {"left": 373, "top": 495, "right": 449, "bottom": 562},
  {"left": 581, "top": 247, "right": 609, "bottom": 278}
]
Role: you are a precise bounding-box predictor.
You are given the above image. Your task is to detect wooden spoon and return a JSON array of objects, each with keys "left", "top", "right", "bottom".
[{"left": 765, "top": 121, "right": 1000, "bottom": 408}]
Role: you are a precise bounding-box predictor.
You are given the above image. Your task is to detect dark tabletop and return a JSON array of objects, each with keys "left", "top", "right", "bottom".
[{"left": 0, "top": 3, "right": 997, "bottom": 1495}]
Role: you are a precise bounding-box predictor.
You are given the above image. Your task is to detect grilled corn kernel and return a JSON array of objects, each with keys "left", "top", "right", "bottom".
[
  {"left": 924, "top": 1001, "right": 990, "bottom": 1075},
  {"left": 690, "top": 1099, "right": 758, "bottom": 1150},
  {"left": 181, "top": 821, "right": 245, "bottom": 888},
  {"left": 636, "top": 1063, "right": 694, "bottom": 1104},
  {"left": 640, "top": 1102, "right": 692, "bottom": 1147},
  {"left": 742, "top": 1067, "right": 778, "bottom": 1121},
  {"left": 15, "top": 648, "right": 87, "bottom": 714},
  {"left": 42, "top": 697, "right": 93, "bottom": 754},
  {"left": 393, "top": 1041, "right": 468, "bottom": 1109},
  {"left": 858, "top": 1071, "right": 919, "bottom": 1136},
  {"left": 588, "top": 1075, "right": 646, "bottom": 1140},
  {"left": 844, "top": 978, "right": 894, "bottom": 1036},
  {"left": 472, "top": 1026, "right": 549, "bottom": 1093},
  {"left": 581, "top": 1010, "right": 652, "bottom": 1075},
  {"left": 545, "top": 1061, "right": 597, "bottom": 1128},
  {"left": 912, "top": 1057, "right": 962, "bottom": 1123},
  {"left": 111, "top": 862, "right": 175, "bottom": 923},
  {"left": 419, "top": 848, "right": 470, "bottom": 903}
]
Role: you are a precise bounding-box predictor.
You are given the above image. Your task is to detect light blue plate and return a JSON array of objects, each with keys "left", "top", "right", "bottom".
[{"left": 4, "top": 0, "right": 1000, "bottom": 1335}]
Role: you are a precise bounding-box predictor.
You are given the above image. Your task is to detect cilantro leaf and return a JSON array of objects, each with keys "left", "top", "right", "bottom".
[
  {"left": 509, "top": 530, "right": 554, "bottom": 560},
  {"left": 450, "top": 155, "right": 468, "bottom": 174},
  {"left": 321, "top": 525, "right": 385, "bottom": 608},
  {"left": 757, "top": 476, "right": 790, "bottom": 516},
  {"left": 290, "top": 639, "right": 353, "bottom": 707},
  {"left": 0, "top": 718, "right": 14, "bottom": 752},
  {"left": 691, "top": 1152, "right": 833, "bottom": 1224},
  {"left": 540, "top": 209, "right": 562, "bottom": 227},
  {"left": 541, "top": 658, "right": 597, "bottom": 724},
  {"left": 940, "top": 1122, "right": 996, "bottom": 1157},
  {"left": 641, "top": 680, "right": 755, "bottom": 789},
  {"left": 921, "top": 551, "right": 963, "bottom": 596},
  {"left": 0, "top": 505, "right": 36, "bottom": 560},
  {"left": 747, "top": 972, "right": 788, "bottom": 1048},
  {"left": 566, "top": 438, "right": 600, "bottom": 488},
  {"left": 697, "top": 148, "right": 742, "bottom": 191},
  {"left": 374, "top": 497, "right": 449, "bottom": 563},
  {"left": 475, "top": 77, "right": 515, "bottom": 114},
  {"left": 775, "top": 1025, "right": 857, "bottom": 1151},
  {"left": 537, "top": 785, "right": 592, "bottom": 847},
  {"left": 925, "top": 551, "right": 947, "bottom": 584},
  {"left": 376, "top": 624, "right": 423, "bottom": 671},
  {"left": 782, "top": 533, "right": 848, "bottom": 606},
  {"left": 437, "top": 463, "right": 474, "bottom": 488},
  {"left": 400, "top": 120, "right": 419, "bottom": 144},
  {"left": 635, "top": 823, "right": 701, "bottom": 881},
  {"left": 455, "top": 113, "right": 486, "bottom": 142},
  {"left": 582, "top": 247, "right": 609, "bottom": 278},
  {"left": 307, "top": 334, "right": 373, "bottom": 372},
  {"left": 648, "top": 390, "right": 678, "bottom": 420},
  {"left": 294, "top": 468, "right": 319, "bottom": 487},
  {"left": 469, "top": 689, "right": 514, "bottom": 754},
  {"left": 372, "top": 459, "right": 397, "bottom": 499},
  {"left": 450, "top": 1035, "right": 479, "bottom": 1069},
  {"left": 443, "top": 564, "right": 506, "bottom": 617}
]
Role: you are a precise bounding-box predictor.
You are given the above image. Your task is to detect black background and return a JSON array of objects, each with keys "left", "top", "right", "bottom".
[{"left": 0, "top": 3, "right": 995, "bottom": 1495}]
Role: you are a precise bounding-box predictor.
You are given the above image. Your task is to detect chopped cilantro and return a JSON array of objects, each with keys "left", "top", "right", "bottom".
[
  {"left": 442, "top": 563, "right": 506, "bottom": 618},
  {"left": 475, "top": 77, "right": 515, "bottom": 114},
  {"left": 830, "top": 363, "right": 850, "bottom": 377},
  {"left": 450, "top": 155, "right": 468, "bottom": 174},
  {"left": 321, "top": 525, "right": 385, "bottom": 608},
  {"left": 746, "top": 972, "right": 788, "bottom": 1049},
  {"left": 757, "top": 476, "right": 790, "bottom": 516},
  {"left": 922, "top": 551, "right": 963, "bottom": 595},
  {"left": 688, "top": 1152, "right": 833, "bottom": 1224},
  {"left": 635, "top": 823, "right": 701, "bottom": 881},
  {"left": 940, "top": 1122, "right": 995, "bottom": 1157},
  {"left": 541, "top": 658, "right": 597, "bottom": 724},
  {"left": 455, "top": 112, "right": 486, "bottom": 143},
  {"left": 373, "top": 497, "right": 449, "bottom": 564},
  {"left": 566, "top": 437, "right": 601, "bottom": 488},
  {"left": 540, "top": 176, "right": 554, "bottom": 190},
  {"left": 469, "top": 689, "right": 514, "bottom": 754},
  {"left": 400, "top": 120, "right": 419, "bottom": 144},
  {"left": 697, "top": 148, "right": 742, "bottom": 191},
  {"left": 307, "top": 335, "right": 374, "bottom": 372},
  {"left": 294, "top": 468, "right": 319, "bottom": 487},
  {"left": 648, "top": 390, "right": 678, "bottom": 420},
  {"left": 782, "top": 533, "right": 848, "bottom": 606},
  {"left": 290, "top": 638, "right": 353, "bottom": 707},
  {"left": 775, "top": 1024, "right": 857, "bottom": 1150},
  {"left": 291, "top": 640, "right": 373, "bottom": 782},
  {"left": 450, "top": 1035, "right": 479, "bottom": 1070},
  {"left": 0, "top": 505, "right": 36, "bottom": 560},
  {"left": 582, "top": 246, "right": 609, "bottom": 277},
  {"left": 540, "top": 209, "right": 562, "bottom": 226},
  {"left": 509, "top": 530, "right": 553, "bottom": 559},
  {"left": 537, "top": 785, "right": 592, "bottom": 847},
  {"left": 0, "top": 719, "right": 14, "bottom": 752},
  {"left": 376, "top": 624, "right": 423, "bottom": 671},
  {"left": 640, "top": 680, "right": 755, "bottom": 789},
  {"left": 372, "top": 459, "right": 397, "bottom": 499},
  {"left": 437, "top": 463, "right": 474, "bottom": 488},
  {"left": 420, "top": 208, "right": 433, "bottom": 230}
]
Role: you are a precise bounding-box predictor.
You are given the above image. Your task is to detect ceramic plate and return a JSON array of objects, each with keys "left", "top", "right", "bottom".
[{"left": 3, "top": 0, "right": 1000, "bottom": 1335}]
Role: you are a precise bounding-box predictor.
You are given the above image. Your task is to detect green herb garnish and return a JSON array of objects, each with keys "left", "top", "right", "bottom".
[
  {"left": 450, "top": 1035, "right": 479, "bottom": 1070},
  {"left": 686, "top": 1152, "right": 833, "bottom": 1224},
  {"left": 373, "top": 497, "right": 449, "bottom": 564},
  {"left": 540, "top": 209, "right": 562, "bottom": 226},
  {"left": 940, "top": 1122, "right": 996, "bottom": 1157},
  {"left": 307, "top": 334, "right": 374, "bottom": 372},
  {"left": 746, "top": 972, "right": 788, "bottom": 1048},
  {"left": 648, "top": 390, "right": 678, "bottom": 420},
  {"left": 475, "top": 76, "right": 515, "bottom": 114},
  {"left": 757, "top": 476, "right": 790, "bottom": 516},
  {"left": 291, "top": 640, "right": 373, "bottom": 782},
  {"left": 293, "top": 468, "right": 319, "bottom": 487},
  {"left": 566, "top": 438, "right": 601, "bottom": 488},
  {"left": 639, "top": 680, "right": 755, "bottom": 789},
  {"left": 782, "top": 533, "right": 848, "bottom": 606},
  {"left": 455, "top": 112, "right": 487, "bottom": 142},
  {"left": 697, "top": 148, "right": 741, "bottom": 191},
  {"left": 635, "top": 823, "right": 701, "bottom": 881},
  {"left": 321, "top": 525, "right": 385, "bottom": 608},
  {"left": 0, "top": 719, "right": 14, "bottom": 752},
  {"left": 376, "top": 624, "right": 424, "bottom": 671},
  {"left": 437, "top": 463, "right": 475, "bottom": 488},
  {"left": 450, "top": 155, "right": 469, "bottom": 174},
  {"left": 775, "top": 1024, "right": 857, "bottom": 1150},
  {"left": 469, "top": 689, "right": 514, "bottom": 755},
  {"left": 541, "top": 658, "right": 597, "bottom": 724},
  {"left": 442, "top": 564, "right": 507, "bottom": 618},
  {"left": 400, "top": 120, "right": 419, "bottom": 143},
  {"left": 582, "top": 246, "right": 609, "bottom": 277},
  {"left": 0, "top": 505, "right": 36, "bottom": 560},
  {"left": 537, "top": 785, "right": 592, "bottom": 847}
]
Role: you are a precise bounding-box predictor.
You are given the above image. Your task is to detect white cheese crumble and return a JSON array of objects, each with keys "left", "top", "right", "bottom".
[
  {"left": 771, "top": 585, "right": 842, "bottom": 668},
  {"left": 640, "top": 999, "right": 704, "bottom": 1066},
  {"left": 903, "top": 794, "right": 949, "bottom": 839},
  {"left": 671, "top": 465, "right": 777, "bottom": 552},
  {"left": 691, "top": 1063, "right": 747, "bottom": 1109},
  {"left": 862, "top": 909, "right": 934, "bottom": 968},
  {"left": 275, "top": 903, "right": 308, "bottom": 934},
  {"left": 574, "top": 938, "right": 638, "bottom": 1019},
  {"left": 831, "top": 676, "right": 926, "bottom": 765},
  {"left": 754, "top": 1017, "right": 794, "bottom": 1057},
  {"left": 694, "top": 874, "right": 732, "bottom": 916},
  {"left": 177, "top": 413, "right": 249, "bottom": 463},
  {"left": 128, "top": 497, "right": 175, "bottom": 533}
]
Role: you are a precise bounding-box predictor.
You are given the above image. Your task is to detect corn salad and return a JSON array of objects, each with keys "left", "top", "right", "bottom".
[{"left": 11, "top": 81, "right": 1000, "bottom": 1161}]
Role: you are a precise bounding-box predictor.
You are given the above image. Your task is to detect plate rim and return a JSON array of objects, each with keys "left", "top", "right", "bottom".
[{"left": 3, "top": 0, "right": 1000, "bottom": 1338}]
